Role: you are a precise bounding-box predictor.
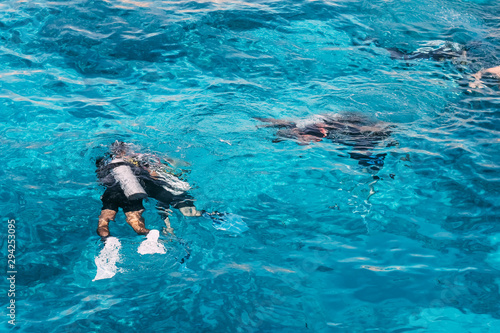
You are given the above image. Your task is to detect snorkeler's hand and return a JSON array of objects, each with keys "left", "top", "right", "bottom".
[
  {"left": 179, "top": 206, "right": 203, "bottom": 217},
  {"left": 469, "top": 78, "right": 486, "bottom": 89},
  {"left": 469, "top": 71, "right": 485, "bottom": 89}
]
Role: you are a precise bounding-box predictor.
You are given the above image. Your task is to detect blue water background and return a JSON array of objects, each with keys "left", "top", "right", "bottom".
[{"left": 1, "top": 0, "right": 500, "bottom": 331}]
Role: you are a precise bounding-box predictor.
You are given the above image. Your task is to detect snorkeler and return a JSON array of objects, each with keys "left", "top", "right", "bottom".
[
  {"left": 96, "top": 141, "right": 205, "bottom": 238},
  {"left": 384, "top": 40, "right": 500, "bottom": 90},
  {"left": 255, "top": 113, "right": 394, "bottom": 173},
  {"left": 386, "top": 40, "right": 467, "bottom": 63}
]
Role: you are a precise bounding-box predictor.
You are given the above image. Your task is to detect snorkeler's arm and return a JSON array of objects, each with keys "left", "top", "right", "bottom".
[
  {"left": 254, "top": 117, "right": 295, "bottom": 128},
  {"left": 470, "top": 65, "right": 500, "bottom": 88},
  {"left": 484, "top": 66, "right": 500, "bottom": 77}
]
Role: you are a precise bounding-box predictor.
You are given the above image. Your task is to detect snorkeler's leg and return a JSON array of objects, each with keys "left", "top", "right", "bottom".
[
  {"left": 99, "top": 188, "right": 121, "bottom": 237},
  {"left": 156, "top": 203, "right": 176, "bottom": 237},
  {"left": 151, "top": 185, "right": 203, "bottom": 220},
  {"left": 162, "top": 215, "right": 176, "bottom": 236},
  {"left": 97, "top": 209, "right": 116, "bottom": 237},
  {"left": 125, "top": 209, "right": 150, "bottom": 235},
  {"left": 147, "top": 185, "right": 177, "bottom": 236}
]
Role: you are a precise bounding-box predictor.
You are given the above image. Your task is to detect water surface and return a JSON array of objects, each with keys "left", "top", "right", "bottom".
[{"left": 1, "top": 0, "right": 499, "bottom": 331}]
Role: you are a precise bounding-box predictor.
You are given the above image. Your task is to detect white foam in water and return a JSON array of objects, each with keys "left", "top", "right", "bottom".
[
  {"left": 137, "top": 230, "right": 166, "bottom": 255},
  {"left": 93, "top": 237, "right": 122, "bottom": 281}
]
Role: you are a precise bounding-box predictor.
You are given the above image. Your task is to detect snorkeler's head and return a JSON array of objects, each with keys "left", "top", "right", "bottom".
[{"left": 110, "top": 140, "right": 130, "bottom": 157}]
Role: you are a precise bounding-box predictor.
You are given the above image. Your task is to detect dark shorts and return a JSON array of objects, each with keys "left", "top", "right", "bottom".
[
  {"left": 100, "top": 181, "right": 195, "bottom": 212},
  {"left": 101, "top": 186, "right": 145, "bottom": 213}
]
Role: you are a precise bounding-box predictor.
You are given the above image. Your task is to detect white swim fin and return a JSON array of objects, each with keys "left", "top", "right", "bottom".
[
  {"left": 93, "top": 237, "right": 122, "bottom": 281},
  {"left": 137, "top": 230, "right": 166, "bottom": 255}
]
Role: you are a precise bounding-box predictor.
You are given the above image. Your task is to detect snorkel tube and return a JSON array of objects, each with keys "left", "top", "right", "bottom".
[{"left": 110, "top": 158, "right": 147, "bottom": 200}]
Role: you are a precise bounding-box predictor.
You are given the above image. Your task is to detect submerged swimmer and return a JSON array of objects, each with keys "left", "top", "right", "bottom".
[
  {"left": 386, "top": 40, "right": 467, "bottom": 64},
  {"left": 96, "top": 141, "right": 205, "bottom": 238},
  {"left": 255, "top": 113, "right": 395, "bottom": 173},
  {"left": 384, "top": 40, "right": 500, "bottom": 90}
]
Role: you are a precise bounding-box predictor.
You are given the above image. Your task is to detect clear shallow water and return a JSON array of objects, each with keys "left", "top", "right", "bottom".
[{"left": 1, "top": 0, "right": 500, "bottom": 331}]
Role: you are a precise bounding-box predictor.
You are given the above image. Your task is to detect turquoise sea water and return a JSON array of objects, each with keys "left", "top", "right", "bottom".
[{"left": 1, "top": 0, "right": 500, "bottom": 331}]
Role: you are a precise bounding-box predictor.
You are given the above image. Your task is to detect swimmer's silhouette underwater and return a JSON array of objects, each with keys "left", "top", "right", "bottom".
[
  {"left": 383, "top": 40, "right": 500, "bottom": 90},
  {"left": 255, "top": 113, "right": 396, "bottom": 174},
  {"left": 386, "top": 40, "right": 467, "bottom": 64}
]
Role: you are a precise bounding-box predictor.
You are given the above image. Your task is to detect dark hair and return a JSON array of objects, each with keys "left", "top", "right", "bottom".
[{"left": 110, "top": 141, "right": 128, "bottom": 156}]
